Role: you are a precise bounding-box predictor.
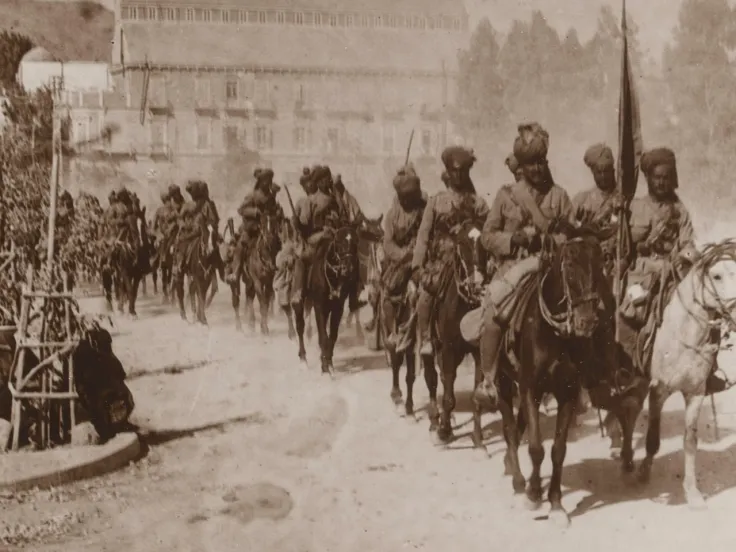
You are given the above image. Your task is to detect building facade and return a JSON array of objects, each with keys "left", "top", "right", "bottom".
[{"left": 69, "top": 0, "right": 469, "bottom": 213}]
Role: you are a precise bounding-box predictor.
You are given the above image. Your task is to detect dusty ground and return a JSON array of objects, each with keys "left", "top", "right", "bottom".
[{"left": 4, "top": 287, "right": 736, "bottom": 551}]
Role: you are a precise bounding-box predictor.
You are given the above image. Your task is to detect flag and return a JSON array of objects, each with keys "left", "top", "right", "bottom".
[
  {"left": 616, "top": 0, "right": 643, "bottom": 203},
  {"left": 614, "top": 0, "right": 643, "bottom": 341}
]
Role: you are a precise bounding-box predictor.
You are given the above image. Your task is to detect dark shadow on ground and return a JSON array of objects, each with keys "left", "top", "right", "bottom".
[
  {"left": 127, "top": 360, "right": 211, "bottom": 381},
  {"left": 563, "top": 441, "right": 736, "bottom": 518},
  {"left": 136, "top": 413, "right": 266, "bottom": 448},
  {"left": 333, "top": 352, "right": 388, "bottom": 373}
]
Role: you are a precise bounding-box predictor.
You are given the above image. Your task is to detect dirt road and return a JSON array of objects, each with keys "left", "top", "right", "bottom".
[{"left": 4, "top": 290, "right": 736, "bottom": 551}]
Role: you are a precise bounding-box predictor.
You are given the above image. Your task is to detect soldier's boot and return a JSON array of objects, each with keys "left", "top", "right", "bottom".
[
  {"left": 225, "top": 243, "right": 244, "bottom": 285},
  {"left": 291, "top": 258, "right": 306, "bottom": 304},
  {"left": 416, "top": 289, "right": 434, "bottom": 357},
  {"left": 473, "top": 317, "right": 504, "bottom": 412},
  {"left": 348, "top": 288, "right": 368, "bottom": 313}
]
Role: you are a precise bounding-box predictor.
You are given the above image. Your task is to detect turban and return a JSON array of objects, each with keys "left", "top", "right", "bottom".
[
  {"left": 641, "top": 148, "right": 676, "bottom": 175},
  {"left": 393, "top": 165, "right": 421, "bottom": 197},
  {"left": 167, "top": 184, "right": 181, "bottom": 197},
  {"left": 255, "top": 168, "right": 274, "bottom": 182},
  {"left": 513, "top": 122, "right": 549, "bottom": 164},
  {"left": 441, "top": 146, "right": 476, "bottom": 170},
  {"left": 108, "top": 190, "right": 117, "bottom": 202},
  {"left": 505, "top": 153, "right": 520, "bottom": 174},
  {"left": 299, "top": 167, "right": 311, "bottom": 186},
  {"left": 583, "top": 143, "right": 615, "bottom": 171},
  {"left": 313, "top": 165, "right": 332, "bottom": 183},
  {"left": 160, "top": 189, "right": 170, "bottom": 202}
]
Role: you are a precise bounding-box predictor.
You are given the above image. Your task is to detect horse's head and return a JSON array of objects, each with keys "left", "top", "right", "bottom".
[
  {"left": 325, "top": 225, "right": 359, "bottom": 283},
  {"left": 543, "top": 234, "right": 603, "bottom": 338},
  {"left": 359, "top": 214, "right": 384, "bottom": 243},
  {"left": 450, "top": 220, "right": 484, "bottom": 306},
  {"left": 258, "top": 213, "right": 282, "bottom": 256},
  {"left": 691, "top": 240, "right": 736, "bottom": 320}
]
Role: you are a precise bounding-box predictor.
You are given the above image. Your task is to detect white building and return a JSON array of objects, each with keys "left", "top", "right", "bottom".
[{"left": 16, "top": 47, "right": 110, "bottom": 93}]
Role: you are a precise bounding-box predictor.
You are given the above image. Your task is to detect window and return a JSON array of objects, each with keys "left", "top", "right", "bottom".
[
  {"left": 295, "top": 12, "right": 304, "bottom": 24},
  {"left": 345, "top": 14, "right": 354, "bottom": 27},
  {"left": 222, "top": 10, "right": 230, "bottom": 23},
  {"left": 195, "top": 76, "right": 211, "bottom": 104},
  {"left": 148, "top": 7, "right": 157, "bottom": 20},
  {"left": 225, "top": 78, "right": 238, "bottom": 101},
  {"left": 293, "top": 126, "right": 307, "bottom": 151},
  {"left": 254, "top": 80, "right": 270, "bottom": 104},
  {"left": 277, "top": 11, "right": 285, "bottom": 23},
  {"left": 255, "top": 125, "right": 271, "bottom": 150},
  {"left": 258, "top": 11, "right": 266, "bottom": 23},
  {"left": 304, "top": 12, "right": 314, "bottom": 24},
  {"left": 421, "top": 129, "right": 433, "bottom": 155},
  {"left": 453, "top": 18, "right": 462, "bottom": 31},
  {"left": 203, "top": 9, "right": 211, "bottom": 22},
  {"left": 329, "top": 14, "right": 337, "bottom": 26},
  {"left": 223, "top": 124, "right": 239, "bottom": 150},
  {"left": 285, "top": 11, "right": 295, "bottom": 24},
  {"left": 196, "top": 116, "right": 211, "bottom": 150},
  {"left": 121, "top": 6, "right": 130, "bottom": 20},
  {"left": 382, "top": 125, "right": 394, "bottom": 153},
  {"left": 314, "top": 13, "right": 322, "bottom": 25},
  {"left": 238, "top": 10, "right": 247, "bottom": 24},
  {"left": 149, "top": 74, "right": 167, "bottom": 106},
  {"left": 414, "top": 16, "right": 425, "bottom": 29},
  {"left": 360, "top": 14, "right": 368, "bottom": 27},
  {"left": 326, "top": 128, "right": 339, "bottom": 153},
  {"left": 150, "top": 117, "right": 167, "bottom": 151},
  {"left": 186, "top": 8, "right": 194, "bottom": 22}
]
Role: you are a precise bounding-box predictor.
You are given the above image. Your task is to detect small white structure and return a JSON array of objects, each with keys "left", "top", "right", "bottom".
[{"left": 16, "top": 47, "right": 110, "bottom": 93}]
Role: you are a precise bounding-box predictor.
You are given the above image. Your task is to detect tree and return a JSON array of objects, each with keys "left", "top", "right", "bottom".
[
  {"left": 456, "top": 18, "right": 505, "bottom": 134},
  {"left": 212, "top": 141, "right": 262, "bottom": 207},
  {"left": 0, "top": 30, "right": 33, "bottom": 88},
  {"left": 664, "top": 0, "right": 736, "bottom": 207},
  {"left": 1, "top": 85, "right": 56, "bottom": 167}
]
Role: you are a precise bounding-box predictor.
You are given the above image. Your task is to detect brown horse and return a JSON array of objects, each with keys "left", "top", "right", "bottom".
[
  {"left": 422, "top": 220, "right": 486, "bottom": 444},
  {"left": 486, "top": 231, "right": 615, "bottom": 527},
  {"left": 175, "top": 216, "right": 217, "bottom": 325},
  {"left": 293, "top": 223, "right": 361, "bottom": 373}
]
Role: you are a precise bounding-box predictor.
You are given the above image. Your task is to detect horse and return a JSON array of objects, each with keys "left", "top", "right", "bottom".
[
  {"left": 344, "top": 214, "right": 384, "bottom": 338},
  {"left": 226, "top": 214, "right": 282, "bottom": 334},
  {"left": 421, "top": 220, "right": 486, "bottom": 444},
  {"left": 486, "top": 230, "right": 611, "bottom": 527},
  {"left": 293, "top": 222, "right": 362, "bottom": 373},
  {"left": 103, "top": 208, "right": 151, "bottom": 317},
  {"left": 175, "top": 214, "right": 218, "bottom": 325},
  {"left": 625, "top": 240, "right": 736, "bottom": 509}
]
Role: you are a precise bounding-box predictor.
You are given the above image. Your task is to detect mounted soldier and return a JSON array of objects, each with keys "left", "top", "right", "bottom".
[
  {"left": 572, "top": 143, "right": 622, "bottom": 277},
  {"left": 290, "top": 165, "right": 341, "bottom": 305},
  {"left": 474, "top": 122, "right": 574, "bottom": 408},
  {"left": 382, "top": 164, "right": 427, "bottom": 347},
  {"left": 225, "top": 168, "right": 283, "bottom": 285},
  {"left": 151, "top": 189, "right": 170, "bottom": 267},
  {"left": 412, "top": 145, "right": 490, "bottom": 357}
]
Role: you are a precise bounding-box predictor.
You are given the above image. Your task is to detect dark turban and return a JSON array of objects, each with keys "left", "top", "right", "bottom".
[
  {"left": 255, "top": 168, "right": 274, "bottom": 182},
  {"left": 108, "top": 190, "right": 117, "bottom": 202},
  {"left": 299, "top": 167, "right": 311, "bottom": 187},
  {"left": 641, "top": 147, "right": 678, "bottom": 189},
  {"left": 160, "top": 189, "right": 170, "bottom": 202},
  {"left": 167, "top": 184, "right": 181, "bottom": 197},
  {"left": 583, "top": 143, "right": 615, "bottom": 171},
  {"left": 505, "top": 153, "right": 520, "bottom": 174},
  {"left": 313, "top": 165, "right": 332, "bottom": 184},
  {"left": 393, "top": 164, "right": 421, "bottom": 197},
  {"left": 441, "top": 146, "right": 476, "bottom": 170},
  {"left": 513, "top": 122, "right": 549, "bottom": 164}
]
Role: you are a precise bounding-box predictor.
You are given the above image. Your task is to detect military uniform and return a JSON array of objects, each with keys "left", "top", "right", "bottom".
[
  {"left": 291, "top": 166, "right": 340, "bottom": 303},
  {"left": 413, "top": 147, "right": 490, "bottom": 355}
]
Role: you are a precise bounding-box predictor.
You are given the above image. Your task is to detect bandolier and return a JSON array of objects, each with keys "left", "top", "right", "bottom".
[{"left": 412, "top": 146, "right": 490, "bottom": 356}]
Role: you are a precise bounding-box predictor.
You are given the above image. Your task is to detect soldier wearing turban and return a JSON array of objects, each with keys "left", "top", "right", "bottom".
[
  {"left": 475, "top": 122, "right": 574, "bottom": 411},
  {"left": 411, "top": 146, "right": 489, "bottom": 356}
]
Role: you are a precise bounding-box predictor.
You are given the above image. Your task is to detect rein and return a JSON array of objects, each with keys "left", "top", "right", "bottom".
[
  {"left": 452, "top": 242, "right": 483, "bottom": 307},
  {"left": 323, "top": 230, "right": 356, "bottom": 300}
]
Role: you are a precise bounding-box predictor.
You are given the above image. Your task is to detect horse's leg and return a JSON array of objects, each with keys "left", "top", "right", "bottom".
[
  {"left": 305, "top": 299, "right": 314, "bottom": 341},
  {"left": 436, "top": 347, "right": 458, "bottom": 444},
  {"left": 471, "top": 348, "right": 485, "bottom": 449},
  {"left": 499, "top": 372, "right": 525, "bottom": 494},
  {"left": 206, "top": 272, "right": 218, "bottom": 308},
  {"left": 354, "top": 308, "right": 364, "bottom": 340},
  {"left": 682, "top": 391, "right": 707, "bottom": 509},
  {"left": 385, "top": 298, "right": 403, "bottom": 413},
  {"left": 616, "top": 389, "right": 647, "bottom": 474},
  {"left": 293, "top": 300, "right": 307, "bottom": 361},
  {"left": 176, "top": 273, "right": 187, "bottom": 321},
  {"left": 523, "top": 386, "right": 545, "bottom": 508},
  {"left": 313, "top": 301, "right": 330, "bottom": 373},
  {"left": 547, "top": 380, "right": 578, "bottom": 527},
  {"left": 324, "top": 300, "right": 343, "bottom": 374},
  {"left": 188, "top": 275, "right": 197, "bottom": 319},
  {"left": 422, "top": 330, "right": 440, "bottom": 436},
  {"left": 152, "top": 268, "right": 158, "bottom": 295},
  {"left": 244, "top": 282, "right": 256, "bottom": 332},
  {"left": 128, "top": 274, "right": 141, "bottom": 318},
  {"left": 102, "top": 270, "right": 113, "bottom": 311},
  {"left": 404, "top": 345, "right": 416, "bottom": 417},
  {"left": 257, "top": 282, "right": 270, "bottom": 335},
  {"left": 231, "top": 281, "right": 242, "bottom": 331},
  {"left": 283, "top": 304, "right": 296, "bottom": 340},
  {"left": 141, "top": 273, "right": 147, "bottom": 297},
  {"left": 115, "top": 273, "right": 125, "bottom": 313},
  {"left": 345, "top": 310, "right": 353, "bottom": 328},
  {"left": 637, "top": 381, "right": 670, "bottom": 483}
]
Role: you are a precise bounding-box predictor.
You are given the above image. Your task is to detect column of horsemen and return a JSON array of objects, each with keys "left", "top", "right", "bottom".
[{"left": 92, "top": 121, "right": 728, "bottom": 442}]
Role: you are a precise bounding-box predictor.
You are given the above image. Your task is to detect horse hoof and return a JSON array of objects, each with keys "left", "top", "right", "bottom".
[
  {"left": 430, "top": 430, "right": 445, "bottom": 446},
  {"left": 524, "top": 495, "right": 543, "bottom": 511},
  {"left": 609, "top": 446, "right": 622, "bottom": 459},
  {"left": 637, "top": 462, "right": 651, "bottom": 484},
  {"left": 686, "top": 491, "right": 707, "bottom": 511},
  {"left": 394, "top": 402, "right": 407, "bottom": 418},
  {"left": 621, "top": 458, "right": 635, "bottom": 474},
  {"left": 548, "top": 508, "right": 571, "bottom": 529}
]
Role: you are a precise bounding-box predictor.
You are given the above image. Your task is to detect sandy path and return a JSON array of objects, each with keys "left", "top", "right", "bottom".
[{"left": 4, "top": 290, "right": 736, "bottom": 550}]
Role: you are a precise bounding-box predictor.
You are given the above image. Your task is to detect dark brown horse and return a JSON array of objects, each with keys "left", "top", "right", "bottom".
[
  {"left": 102, "top": 208, "right": 150, "bottom": 317},
  {"left": 487, "top": 232, "right": 615, "bottom": 527},
  {"left": 293, "top": 223, "right": 361, "bottom": 373},
  {"left": 422, "top": 220, "right": 486, "bottom": 444},
  {"left": 175, "top": 216, "right": 217, "bottom": 325}
]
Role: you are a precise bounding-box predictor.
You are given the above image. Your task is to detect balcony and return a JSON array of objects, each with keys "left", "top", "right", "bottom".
[
  {"left": 148, "top": 143, "right": 172, "bottom": 161},
  {"left": 194, "top": 96, "right": 217, "bottom": 116},
  {"left": 223, "top": 97, "right": 252, "bottom": 118}
]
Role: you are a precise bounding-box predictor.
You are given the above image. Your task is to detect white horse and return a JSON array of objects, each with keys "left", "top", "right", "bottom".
[{"left": 638, "top": 239, "right": 736, "bottom": 508}]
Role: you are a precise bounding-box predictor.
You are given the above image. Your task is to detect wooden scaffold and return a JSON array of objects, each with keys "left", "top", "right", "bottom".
[{"left": 7, "top": 77, "right": 80, "bottom": 451}]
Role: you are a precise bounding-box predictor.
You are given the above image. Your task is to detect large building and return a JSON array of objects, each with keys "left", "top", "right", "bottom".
[{"left": 68, "top": 0, "right": 469, "bottom": 211}]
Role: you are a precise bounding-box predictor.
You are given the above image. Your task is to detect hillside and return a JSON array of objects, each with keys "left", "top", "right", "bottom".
[{"left": 0, "top": 0, "right": 113, "bottom": 62}]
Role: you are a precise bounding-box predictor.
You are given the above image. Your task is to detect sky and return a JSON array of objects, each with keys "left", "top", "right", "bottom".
[{"left": 465, "top": 0, "right": 682, "bottom": 65}]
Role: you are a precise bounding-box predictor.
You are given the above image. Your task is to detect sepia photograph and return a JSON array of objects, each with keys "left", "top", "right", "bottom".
[{"left": 1, "top": 0, "right": 736, "bottom": 549}]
